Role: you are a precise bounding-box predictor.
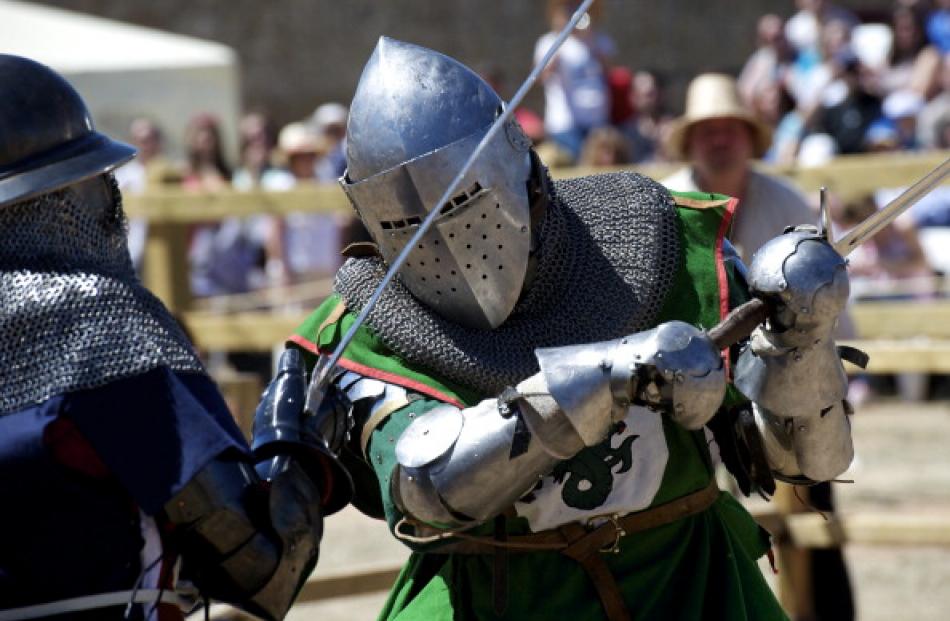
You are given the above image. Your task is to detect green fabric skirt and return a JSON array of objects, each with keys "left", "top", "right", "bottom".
[{"left": 377, "top": 493, "right": 788, "bottom": 621}]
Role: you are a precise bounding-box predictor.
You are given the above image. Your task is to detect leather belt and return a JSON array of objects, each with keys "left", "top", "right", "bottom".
[{"left": 435, "top": 480, "right": 720, "bottom": 621}]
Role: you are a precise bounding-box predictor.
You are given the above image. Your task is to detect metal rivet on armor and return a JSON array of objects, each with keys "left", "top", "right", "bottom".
[
  {"left": 520, "top": 226, "right": 528, "bottom": 233},
  {"left": 466, "top": 263, "right": 472, "bottom": 269},
  {"left": 498, "top": 265, "right": 504, "bottom": 270},
  {"left": 482, "top": 254, "right": 488, "bottom": 260},
  {"left": 482, "top": 234, "right": 488, "bottom": 240},
  {"left": 497, "top": 244, "right": 503, "bottom": 249},
  {"left": 420, "top": 261, "right": 425, "bottom": 266},
  {"left": 496, "top": 224, "right": 502, "bottom": 229},
  {"left": 481, "top": 214, "right": 487, "bottom": 219},
  {"left": 482, "top": 274, "right": 488, "bottom": 279},
  {"left": 466, "top": 244, "right": 472, "bottom": 249}
]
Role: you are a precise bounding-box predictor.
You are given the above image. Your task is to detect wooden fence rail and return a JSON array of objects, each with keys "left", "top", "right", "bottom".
[{"left": 125, "top": 150, "right": 950, "bottom": 315}]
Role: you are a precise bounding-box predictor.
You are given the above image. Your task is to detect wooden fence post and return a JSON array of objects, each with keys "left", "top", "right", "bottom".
[
  {"left": 142, "top": 220, "right": 192, "bottom": 314},
  {"left": 773, "top": 483, "right": 815, "bottom": 620}
]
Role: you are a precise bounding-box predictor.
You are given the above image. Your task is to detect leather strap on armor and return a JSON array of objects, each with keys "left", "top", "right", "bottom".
[{"left": 428, "top": 480, "right": 720, "bottom": 621}]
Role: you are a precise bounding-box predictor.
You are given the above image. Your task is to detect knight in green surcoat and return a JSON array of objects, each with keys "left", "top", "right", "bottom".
[{"left": 277, "top": 36, "right": 856, "bottom": 621}]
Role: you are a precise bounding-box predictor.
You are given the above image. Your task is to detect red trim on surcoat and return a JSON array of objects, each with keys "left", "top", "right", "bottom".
[
  {"left": 287, "top": 334, "right": 465, "bottom": 408},
  {"left": 715, "top": 197, "right": 739, "bottom": 376}
]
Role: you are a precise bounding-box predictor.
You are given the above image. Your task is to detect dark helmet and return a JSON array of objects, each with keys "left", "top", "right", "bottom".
[{"left": 0, "top": 55, "right": 135, "bottom": 208}]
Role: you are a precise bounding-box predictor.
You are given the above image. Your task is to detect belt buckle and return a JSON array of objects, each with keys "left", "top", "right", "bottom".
[{"left": 589, "top": 513, "right": 626, "bottom": 555}]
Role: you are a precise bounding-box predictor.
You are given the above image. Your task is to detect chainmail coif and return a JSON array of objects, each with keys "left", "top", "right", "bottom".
[
  {"left": 335, "top": 170, "right": 680, "bottom": 396},
  {"left": 0, "top": 177, "right": 204, "bottom": 416}
]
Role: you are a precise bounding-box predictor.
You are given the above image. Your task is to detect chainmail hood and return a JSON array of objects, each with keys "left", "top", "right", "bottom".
[
  {"left": 334, "top": 170, "right": 680, "bottom": 396},
  {"left": 0, "top": 177, "right": 204, "bottom": 415}
]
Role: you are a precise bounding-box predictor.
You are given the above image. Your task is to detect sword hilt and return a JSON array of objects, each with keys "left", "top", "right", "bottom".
[{"left": 708, "top": 298, "right": 770, "bottom": 351}]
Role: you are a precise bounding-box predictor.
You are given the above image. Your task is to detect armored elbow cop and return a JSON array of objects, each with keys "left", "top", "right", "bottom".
[
  {"left": 734, "top": 229, "right": 855, "bottom": 482},
  {"left": 392, "top": 321, "right": 726, "bottom": 528}
]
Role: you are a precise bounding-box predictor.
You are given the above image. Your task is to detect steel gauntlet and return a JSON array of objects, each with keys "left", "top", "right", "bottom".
[
  {"left": 163, "top": 349, "right": 353, "bottom": 620},
  {"left": 536, "top": 320, "right": 727, "bottom": 436},
  {"left": 735, "top": 228, "right": 854, "bottom": 482}
]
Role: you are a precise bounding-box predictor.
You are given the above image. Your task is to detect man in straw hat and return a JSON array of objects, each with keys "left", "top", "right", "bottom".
[
  {"left": 665, "top": 73, "right": 855, "bottom": 621},
  {"left": 663, "top": 73, "right": 814, "bottom": 264}
]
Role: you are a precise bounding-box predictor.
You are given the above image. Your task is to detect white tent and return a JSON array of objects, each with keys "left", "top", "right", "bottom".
[{"left": 0, "top": 0, "right": 241, "bottom": 163}]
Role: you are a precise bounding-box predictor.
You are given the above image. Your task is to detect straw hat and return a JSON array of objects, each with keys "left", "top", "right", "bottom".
[
  {"left": 666, "top": 73, "right": 773, "bottom": 160},
  {"left": 278, "top": 122, "right": 326, "bottom": 155}
]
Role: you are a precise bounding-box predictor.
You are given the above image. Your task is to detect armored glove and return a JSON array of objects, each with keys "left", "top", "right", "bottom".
[
  {"left": 536, "top": 320, "right": 727, "bottom": 442},
  {"left": 164, "top": 350, "right": 353, "bottom": 620},
  {"left": 734, "top": 227, "right": 854, "bottom": 482}
]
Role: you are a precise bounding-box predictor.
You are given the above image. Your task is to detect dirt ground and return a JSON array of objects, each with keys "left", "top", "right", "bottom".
[{"left": 268, "top": 398, "right": 950, "bottom": 620}]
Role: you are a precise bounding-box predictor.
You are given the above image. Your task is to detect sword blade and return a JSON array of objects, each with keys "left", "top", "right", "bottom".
[{"left": 833, "top": 156, "right": 950, "bottom": 257}]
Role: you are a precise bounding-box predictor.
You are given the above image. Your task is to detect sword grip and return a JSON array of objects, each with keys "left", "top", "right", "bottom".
[{"left": 708, "top": 298, "right": 770, "bottom": 350}]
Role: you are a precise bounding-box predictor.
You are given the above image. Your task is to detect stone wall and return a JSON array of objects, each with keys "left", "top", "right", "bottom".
[{"left": 35, "top": 0, "right": 891, "bottom": 125}]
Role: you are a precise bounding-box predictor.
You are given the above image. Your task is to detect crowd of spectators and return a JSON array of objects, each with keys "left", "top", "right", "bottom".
[
  {"left": 532, "top": 0, "right": 950, "bottom": 169},
  {"left": 114, "top": 103, "right": 356, "bottom": 298},
  {"left": 117, "top": 0, "right": 950, "bottom": 307},
  {"left": 531, "top": 0, "right": 950, "bottom": 299}
]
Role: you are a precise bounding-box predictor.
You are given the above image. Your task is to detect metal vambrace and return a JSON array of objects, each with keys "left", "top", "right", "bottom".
[
  {"left": 391, "top": 321, "right": 725, "bottom": 529},
  {"left": 162, "top": 348, "right": 355, "bottom": 620},
  {"left": 162, "top": 456, "right": 323, "bottom": 621},
  {"left": 734, "top": 228, "right": 854, "bottom": 482}
]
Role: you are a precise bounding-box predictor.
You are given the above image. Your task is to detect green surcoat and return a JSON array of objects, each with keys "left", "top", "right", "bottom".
[{"left": 290, "top": 191, "right": 788, "bottom": 621}]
